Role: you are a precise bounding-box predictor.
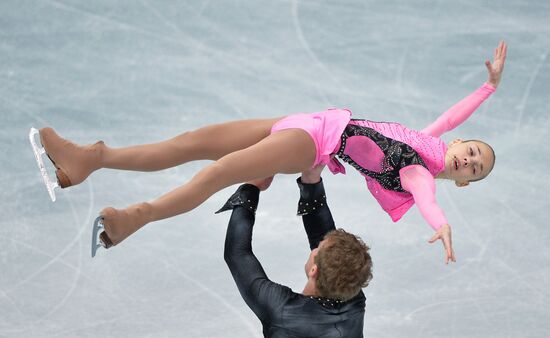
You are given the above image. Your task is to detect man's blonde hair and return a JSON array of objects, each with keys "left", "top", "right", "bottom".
[{"left": 314, "top": 229, "right": 373, "bottom": 301}]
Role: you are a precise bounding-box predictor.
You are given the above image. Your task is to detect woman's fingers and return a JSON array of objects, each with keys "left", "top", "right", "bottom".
[
  {"left": 497, "top": 41, "right": 507, "bottom": 62},
  {"left": 446, "top": 249, "right": 456, "bottom": 264},
  {"left": 429, "top": 225, "right": 456, "bottom": 264},
  {"left": 428, "top": 233, "right": 440, "bottom": 243},
  {"left": 444, "top": 242, "right": 453, "bottom": 264},
  {"left": 492, "top": 41, "right": 507, "bottom": 65},
  {"left": 485, "top": 60, "right": 492, "bottom": 72},
  {"left": 443, "top": 244, "right": 453, "bottom": 264}
]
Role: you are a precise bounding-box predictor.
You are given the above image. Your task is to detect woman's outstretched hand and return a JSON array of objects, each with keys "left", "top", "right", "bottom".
[
  {"left": 428, "top": 223, "right": 456, "bottom": 264},
  {"left": 485, "top": 40, "right": 507, "bottom": 88}
]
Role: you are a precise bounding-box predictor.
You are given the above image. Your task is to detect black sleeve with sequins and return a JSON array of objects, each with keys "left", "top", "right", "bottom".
[
  {"left": 221, "top": 184, "right": 292, "bottom": 322},
  {"left": 296, "top": 178, "right": 337, "bottom": 250}
]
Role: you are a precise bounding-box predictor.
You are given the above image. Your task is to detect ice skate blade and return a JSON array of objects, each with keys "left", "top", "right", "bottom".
[
  {"left": 29, "top": 127, "right": 59, "bottom": 202},
  {"left": 91, "top": 216, "right": 106, "bottom": 258}
]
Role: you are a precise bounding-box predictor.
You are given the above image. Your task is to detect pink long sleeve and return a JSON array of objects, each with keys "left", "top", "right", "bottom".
[
  {"left": 400, "top": 165, "right": 447, "bottom": 231},
  {"left": 422, "top": 83, "right": 496, "bottom": 137}
]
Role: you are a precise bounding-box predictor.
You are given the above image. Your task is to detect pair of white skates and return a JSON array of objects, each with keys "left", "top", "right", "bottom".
[{"left": 28, "top": 128, "right": 106, "bottom": 258}]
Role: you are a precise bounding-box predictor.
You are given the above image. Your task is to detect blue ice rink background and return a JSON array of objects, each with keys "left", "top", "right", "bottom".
[{"left": 1, "top": 1, "right": 550, "bottom": 337}]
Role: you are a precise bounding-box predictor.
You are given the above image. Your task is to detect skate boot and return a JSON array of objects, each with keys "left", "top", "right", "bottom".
[
  {"left": 91, "top": 202, "right": 153, "bottom": 257},
  {"left": 29, "top": 128, "right": 59, "bottom": 201},
  {"left": 38, "top": 127, "right": 105, "bottom": 190}
]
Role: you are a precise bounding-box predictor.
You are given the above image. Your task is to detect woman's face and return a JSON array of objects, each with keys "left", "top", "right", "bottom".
[{"left": 444, "top": 140, "right": 495, "bottom": 186}]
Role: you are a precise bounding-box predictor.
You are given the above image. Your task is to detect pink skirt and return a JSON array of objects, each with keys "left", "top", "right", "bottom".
[{"left": 270, "top": 108, "right": 352, "bottom": 167}]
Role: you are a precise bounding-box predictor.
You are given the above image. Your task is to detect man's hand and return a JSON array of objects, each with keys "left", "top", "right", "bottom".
[
  {"left": 301, "top": 164, "right": 326, "bottom": 184},
  {"left": 428, "top": 223, "right": 456, "bottom": 264},
  {"left": 246, "top": 177, "right": 274, "bottom": 191},
  {"left": 485, "top": 40, "right": 507, "bottom": 88}
]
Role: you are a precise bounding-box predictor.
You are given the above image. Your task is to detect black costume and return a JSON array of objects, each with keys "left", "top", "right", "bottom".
[
  {"left": 219, "top": 179, "right": 366, "bottom": 338},
  {"left": 336, "top": 122, "right": 428, "bottom": 192}
]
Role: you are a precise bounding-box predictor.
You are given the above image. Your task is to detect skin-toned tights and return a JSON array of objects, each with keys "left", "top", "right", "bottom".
[{"left": 100, "top": 117, "right": 316, "bottom": 224}]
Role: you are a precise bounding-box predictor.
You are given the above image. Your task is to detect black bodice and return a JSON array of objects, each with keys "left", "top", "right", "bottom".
[{"left": 336, "top": 122, "right": 428, "bottom": 192}]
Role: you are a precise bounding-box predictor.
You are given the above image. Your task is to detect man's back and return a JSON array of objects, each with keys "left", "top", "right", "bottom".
[{"left": 264, "top": 291, "right": 365, "bottom": 338}]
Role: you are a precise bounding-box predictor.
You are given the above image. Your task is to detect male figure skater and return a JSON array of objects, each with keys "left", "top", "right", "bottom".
[{"left": 218, "top": 166, "right": 373, "bottom": 337}]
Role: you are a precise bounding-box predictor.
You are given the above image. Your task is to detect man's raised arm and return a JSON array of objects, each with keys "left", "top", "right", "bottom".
[
  {"left": 219, "top": 181, "right": 290, "bottom": 322},
  {"left": 297, "top": 166, "right": 336, "bottom": 250}
]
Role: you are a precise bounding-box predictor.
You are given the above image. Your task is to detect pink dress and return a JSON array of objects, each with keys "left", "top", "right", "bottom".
[
  {"left": 272, "top": 83, "right": 496, "bottom": 231},
  {"left": 270, "top": 108, "right": 352, "bottom": 167}
]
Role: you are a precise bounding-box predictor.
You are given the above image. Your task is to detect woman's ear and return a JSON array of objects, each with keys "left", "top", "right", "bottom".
[{"left": 449, "top": 138, "right": 464, "bottom": 147}]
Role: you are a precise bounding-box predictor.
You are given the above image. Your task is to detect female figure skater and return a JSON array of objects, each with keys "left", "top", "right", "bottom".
[{"left": 34, "top": 42, "right": 506, "bottom": 262}]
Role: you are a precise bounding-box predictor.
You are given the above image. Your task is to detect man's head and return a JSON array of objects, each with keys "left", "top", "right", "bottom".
[
  {"left": 443, "top": 139, "right": 496, "bottom": 187},
  {"left": 304, "top": 229, "right": 373, "bottom": 301}
]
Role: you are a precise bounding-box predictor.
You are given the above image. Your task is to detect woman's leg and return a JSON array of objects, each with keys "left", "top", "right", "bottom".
[
  {"left": 100, "top": 128, "right": 317, "bottom": 246},
  {"left": 39, "top": 117, "right": 281, "bottom": 187},
  {"left": 102, "top": 117, "right": 282, "bottom": 171}
]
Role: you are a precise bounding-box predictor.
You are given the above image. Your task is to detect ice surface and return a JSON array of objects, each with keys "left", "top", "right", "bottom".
[{"left": 1, "top": 1, "right": 549, "bottom": 337}]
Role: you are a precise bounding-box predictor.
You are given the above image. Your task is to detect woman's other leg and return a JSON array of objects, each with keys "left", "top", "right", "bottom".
[
  {"left": 100, "top": 128, "right": 316, "bottom": 245},
  {"left": 102, "top": 117, "right": 282, "bottom": 171},
  {"left": 39, "top": 117, "right": 281, "bottom": 187}
]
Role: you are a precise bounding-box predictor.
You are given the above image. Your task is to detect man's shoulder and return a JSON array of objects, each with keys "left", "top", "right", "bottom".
[{"left": 254, "top": 279, "right": 295, "bottom": 306}]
